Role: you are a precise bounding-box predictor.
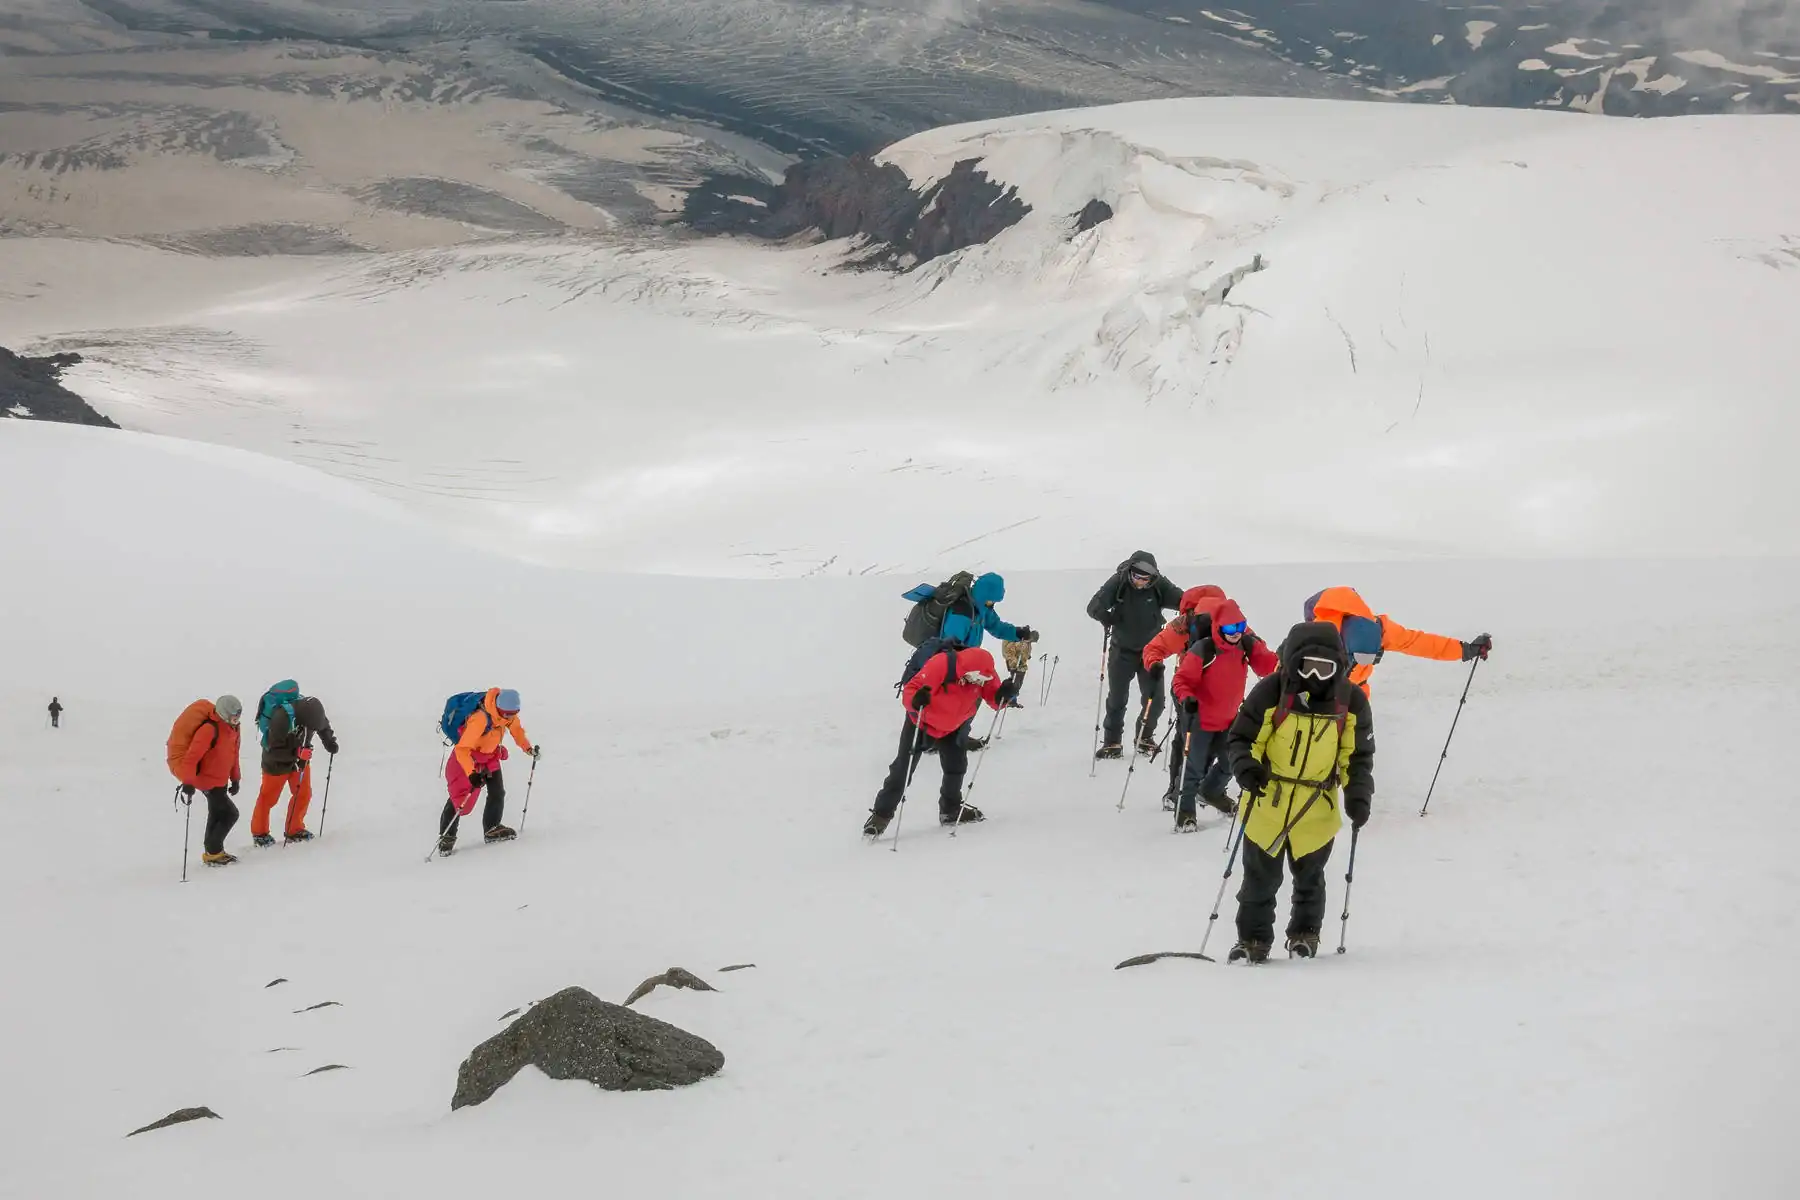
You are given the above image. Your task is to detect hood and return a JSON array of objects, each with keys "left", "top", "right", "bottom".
[
  {"left": 1214, "top": 598, "right": 1247, "bottom": 631},
  {"left": 294, "top": 695, "right": 328, "bottom": 730},
  {"left": 971, "top": 572, "right": 1005, "bottom": 605},
  {"left": 1118, "top": 549, "right": 1160, "bottom": 576},
  {"left": 1277, "top": 621, "right": 1348, "bottom": 692},
  {"left": 1303, "top": 586, "right": 1373, "bottom": 626},
  {"left": 1180, "top": 585, "right": 1225, "bottom": 612},
  {"left": 953, "top": 646, "right": 998, "bottom": 683}
]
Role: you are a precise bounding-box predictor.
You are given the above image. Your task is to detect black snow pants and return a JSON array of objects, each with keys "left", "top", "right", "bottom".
[
  {"left": 1102, "top": 641, "right": 1165, "bottom": 746},
  {"left": 440, "top": 767, "right": 507, "bottom": 837},
  {"left": 1176, "top": 721, "right": 1233, "bottom": 817},
  {"left": 873, "top": 716, "right": 968, "bottom": 818},
  {"left": 202, "top": 787, "right": 238, "bottom": 855},
  {"left": 1236, "top": 837, "right": 1335, "bottom": 944}
]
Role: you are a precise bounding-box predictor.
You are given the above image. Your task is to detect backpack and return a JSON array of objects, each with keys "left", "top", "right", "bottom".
[
  {"left": 167, "top": 699, "right": 220, "bottom": 778},
  {"left": 895, "top": 636, "right": 960, "bottom": 696},
  {"left": 256, "top": 679, "right": 300, "bottom": 747},
  {"left": 439, "top": 691, "right": 490, "bottom": 744},
  {"left": 900, "top": 571, "right": 975, "bottom": 648}
]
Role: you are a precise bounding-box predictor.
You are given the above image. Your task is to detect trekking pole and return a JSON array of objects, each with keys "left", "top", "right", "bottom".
[
  {"left": 1040, "top": 655, "right": 1059, "bottom": 705},
  {"left": 426, "top": 815, "right": 457, "bottom": 862},
  {"left": 316, "top": 754, "right": 335, "bottom": 838},
  {"left": 891, "top": 719, "right": 926, "bottom": 854},
  {"left": 1116, "top": 715, "right": 1174, "bottom": 812},
  {"left": 177, "top": 786, "right": 191, "bottom": 883},
  {"left": 948, "top": 707, "right": 1005, "bottom": 836},
  {"left": 1089, "top": 629, "right": 1110, "bottom": 776},
  {"left": 518, "top": 753, "right": 540, "bottom": 833},
  {"left": 1196, "top": 804, "right": 1251, "bottom": 962},
  {"left": 1336, "top": 825, "right": 1360, "bottom": 955},
  {"left": 1420, "top": 656, "right": 1482, "bottom": 817}
]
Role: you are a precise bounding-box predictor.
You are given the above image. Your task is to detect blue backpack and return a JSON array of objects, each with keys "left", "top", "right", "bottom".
[
  {"left": 439, "top": 692, "right": 490, "bottom": 744},
  {"left": 256, "top": 680, "right": 300, "bottom": 747},
  {"left": 895, "top": 636, "right": 960, "bottom": 696}
]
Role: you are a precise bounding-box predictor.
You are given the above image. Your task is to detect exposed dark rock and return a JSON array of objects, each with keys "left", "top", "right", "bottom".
[
  {"left": 265, "top": 978, "right": 288, "bottom": 988},
  {"left": 127, "top": 1107, "right": 220, "bottom": 1137},
  {"left": 624, "top": 967, "right": 717, "bottom": 1007},
  {"left": 684, "top": 155, "right": 1030, "bottom": 269},
  {"left": 452, "top": 985, "right": 722, "bottom": 1110},
  {"left": 303, "top": 1064, "right": 349, "bottom": 1076},
  {"left": 717, "top": 963, "right": 756, "bottom": 973},
  {"left": 498, "top": 1007, "right": 522, "bottom": 1021},
  {"left": 1073, "top": 199, "right": 1113, "bottom": 234},
  {"left": 0, "top": 348, "right": 117, "bottom": 428},
  {"left": 293, "top": 1001, "right": 341, "bottom": 1013},
  {"left": 265, "top": 1047, "right": 298, "bottom": 1053}
]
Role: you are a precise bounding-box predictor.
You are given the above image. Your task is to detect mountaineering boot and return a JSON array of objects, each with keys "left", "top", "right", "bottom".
[
  {"left": 1095, "top": 744, "right": 1123, "bottom": 760},
  {"left": 1135, "top": 737, "right": 1159, "bottom": 758},
  {"left": 940, "top": 803, "right": 985, "bottom": 826},
  {"left": 251, "top": 833, "right": 276, "bottom": 848},
  {"left": 1160, "top": 787, "right": 1177, "bottom": 813},
  {"left": 863, "top": 811, "right": 891, "bottom": 838},
  {"left": 1201, "top": 791, "right": 1238, "bottom": 818},
  {"left": 1174, "top": 812, "right": 1198, "bottom": 833},
  {"left": 436, "top": 833, "right": 457, "bottom": 857},
  {"left": 202, "top": 851, "right": 238, "bottom": 867},
  {"left": 1227, "top": 939, "right": 1271, "bottom": 964},
  {"left": 484, "top": 824, "right": 517, "bottom": 843},
  {"left": 283, "top": 829, "right": 314, "bottom": 844},
  {"left": 1286, "top": 932, "right": 1320, "bottom": 959},
  {"left": 964, "top": 736, "right": 988, "bottom": 752}
]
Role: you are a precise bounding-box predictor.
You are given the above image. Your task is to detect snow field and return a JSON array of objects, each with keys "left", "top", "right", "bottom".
[{"left": 2, "top": 420, "right": 1795, "bottom": 1197}]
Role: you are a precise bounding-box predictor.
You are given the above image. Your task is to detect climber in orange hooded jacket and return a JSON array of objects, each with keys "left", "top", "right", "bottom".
[{"left": 1303, "top": 586, "right": 1491, "bottom": 695}]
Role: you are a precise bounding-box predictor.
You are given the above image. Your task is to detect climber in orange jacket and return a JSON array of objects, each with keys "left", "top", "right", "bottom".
[{"left": 1303, "top": 586, "right": 1491, "bottom": 695}]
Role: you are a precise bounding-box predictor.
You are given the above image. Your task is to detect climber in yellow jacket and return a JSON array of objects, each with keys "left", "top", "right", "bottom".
[
  {"left": 1224, "top": 620, "right": 1375, "bottom": 963},
  {"left": 1304, "top": 586, "right": 1490, "bottom": 695}
]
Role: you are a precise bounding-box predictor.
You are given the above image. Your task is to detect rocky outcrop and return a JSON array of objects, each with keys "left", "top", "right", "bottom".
[
  {"left": 623, "top": 967, "right": 717, "bottom": 1007},
  {"left": 451, "top": 986, "right": 722, "bottom": 1110},
  {"left": 1073, "top": 199, "right": 1113, "bottom": 234},
  {"left": 0, "top": 348, "right": 116, "bottom": 428},
  {"left": 127, "top": 1107, "right": 220, "bottom": 1137},
  {"left": 683, "top": 155, "right": 1031, "bottom": 269}
]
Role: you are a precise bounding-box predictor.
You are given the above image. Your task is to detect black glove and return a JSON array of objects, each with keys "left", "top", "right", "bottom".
[
  {"left": 468, "top": 771, "right": 489, "bottom": 789},
  {"left": 321, "top": 732, "right": 340, "bottom": 756},
  {"left": 228, "top": 779, "right": 240, "bottom": 797},
  {"left": 1345, "top": 794, "right": 1371, "bottom": 829},
  {"left": 1236, "top": 761, "right": 1269, "bottom": 795},
  {"left": 910, "top": 687, "right": 932, "bottom": 710},
  {"left": 1181, "top": 697, "right": 1199, "bottom": 715},
  {"left": 529, "top": 744, "right": 542, "bottom": 760},
  {"left": 1016, "top": 626, "right": 1039, "bottom": 643},
  {"left": 995, "top": 679, "right": 1021, "bottom": 708},
  {"left": 1097, "top": 613, "right": 1116, "bottom": 630},
  {"left": 1461, "top": 633, "right": 1493, "bottom": 661},
  {"left": 180, "top": 783, "right": 195, "bottom": 804}
]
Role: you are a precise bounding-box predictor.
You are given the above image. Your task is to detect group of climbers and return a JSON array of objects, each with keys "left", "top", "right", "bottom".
[
  {"left": 165, "top": 681, "right": 536, "bottom": 866},
  {"left": 869, "top": 555, "right": 1490, "bottom": 964}
]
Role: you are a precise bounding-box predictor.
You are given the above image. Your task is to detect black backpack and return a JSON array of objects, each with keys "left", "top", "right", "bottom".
[
  {"left": 900, "top": 571, "right": 975, "bottom": 648},
  {"left": 895, "top": 636, "right": 961, "bottom": 696}
]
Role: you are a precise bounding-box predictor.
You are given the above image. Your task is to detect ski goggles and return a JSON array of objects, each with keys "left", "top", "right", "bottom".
[
  {"left": 1217, "top": 620, "right": 1247, "bottom": 637},
  {"left": 1296, "top": 656, "right": 1338, "bottom": 681},
  {"left": 1128, "top": 569, "right": 1155, "bottom": 584}
]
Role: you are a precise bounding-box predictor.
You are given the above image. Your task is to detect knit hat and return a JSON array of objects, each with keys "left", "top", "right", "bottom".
[
  {"left": 216, "top": 694, "right": 244, "bottom": 724},
  {"left": 495, "top": 688, "right": 521, "bottom": 714}
]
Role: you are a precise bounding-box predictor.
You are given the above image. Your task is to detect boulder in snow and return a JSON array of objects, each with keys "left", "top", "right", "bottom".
[
  {"left": 451, "top": 986, "right": 722, "bottom": 1110},
  {"left": 127, "top": 1107, "right": 220, "bottom": 1137}
]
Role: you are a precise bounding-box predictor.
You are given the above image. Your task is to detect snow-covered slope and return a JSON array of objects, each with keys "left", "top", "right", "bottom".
[
  {"left": 2, "top": 420, "right": 1796, "bottom": 1198},
  {"left": 6, "top": 98, "right": 1795, "bottom": 576}
]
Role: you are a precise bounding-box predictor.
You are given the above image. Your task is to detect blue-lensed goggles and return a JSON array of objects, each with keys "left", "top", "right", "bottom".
[{"left": 1217, "top": 620, "right": 1247, "bottom": 637}]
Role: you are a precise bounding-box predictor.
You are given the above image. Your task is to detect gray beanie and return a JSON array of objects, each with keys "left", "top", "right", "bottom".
[{"left": 215, "top": 694, "right": 243, "bottom": 722}]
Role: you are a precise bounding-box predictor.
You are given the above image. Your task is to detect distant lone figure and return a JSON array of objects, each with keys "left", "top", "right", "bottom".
[{"left": 47, "top": 698, "right": 62, "bottom": 729}]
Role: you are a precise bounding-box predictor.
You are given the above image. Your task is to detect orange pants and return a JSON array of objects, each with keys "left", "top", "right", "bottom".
[{"left": 252, "top": 766, "right": 313, "bottom": 837}]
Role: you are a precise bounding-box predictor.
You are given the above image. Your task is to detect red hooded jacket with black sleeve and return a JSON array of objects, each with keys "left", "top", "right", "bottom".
[{"left": 900, "top": 646, "right": 1005, "bottom": 740}]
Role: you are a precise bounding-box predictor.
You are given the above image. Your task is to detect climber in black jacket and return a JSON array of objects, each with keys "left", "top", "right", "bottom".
[{"left": 1088, "top": 550, "right": 1182, "bottom": 757}]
